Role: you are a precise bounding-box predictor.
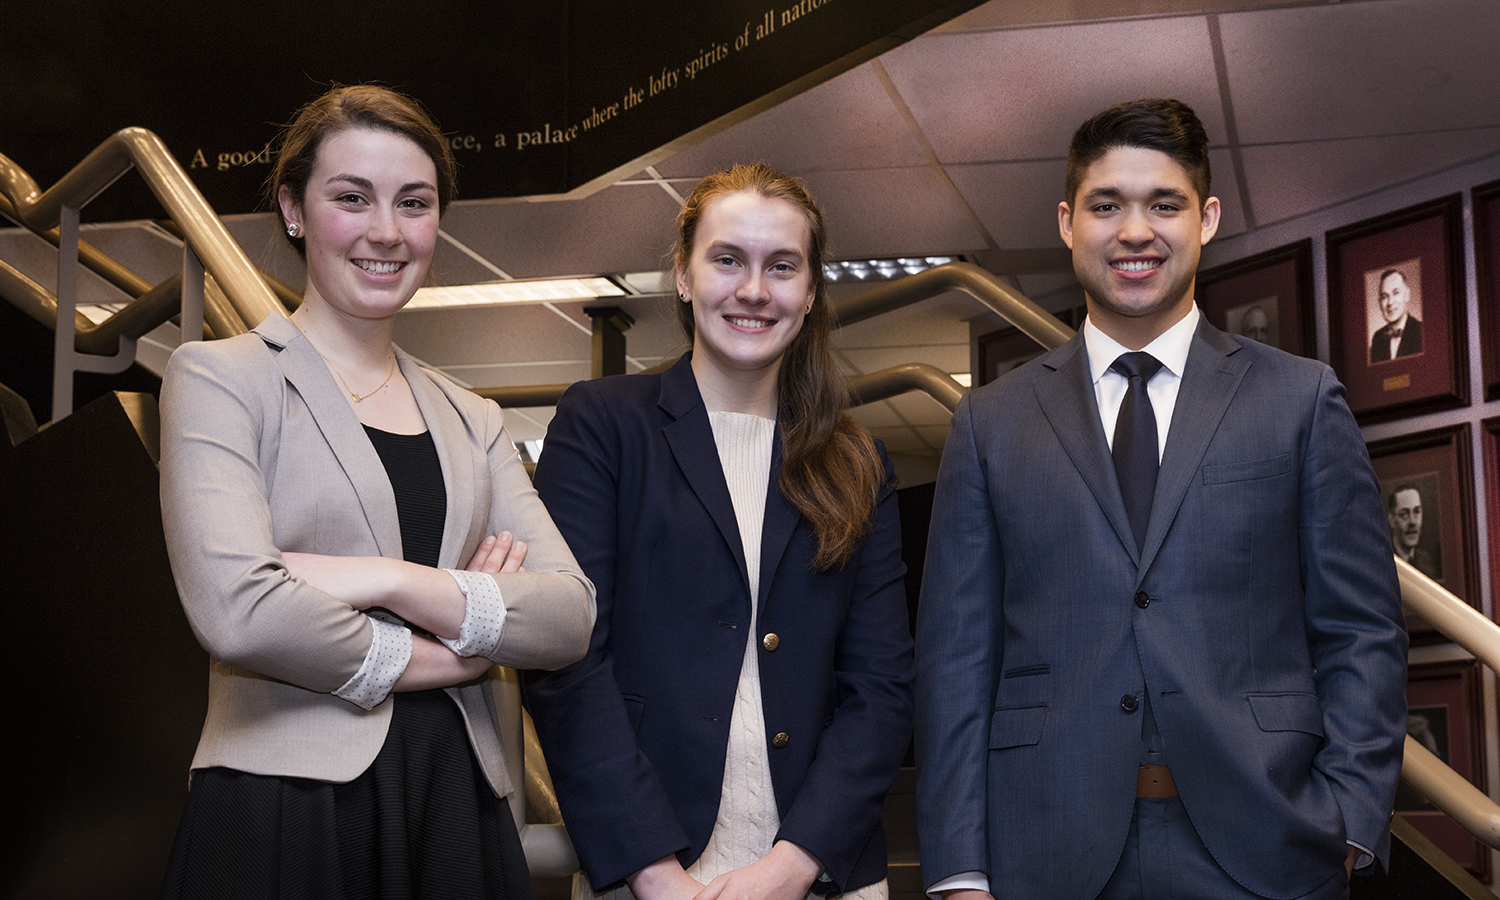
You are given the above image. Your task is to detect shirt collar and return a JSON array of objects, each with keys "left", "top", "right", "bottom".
[{"left": 1083, "top": 304, "right": 1200, "bottom": 384}]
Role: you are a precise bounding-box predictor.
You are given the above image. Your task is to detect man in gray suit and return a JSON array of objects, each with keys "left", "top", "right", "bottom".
[{"left": 915, "top": 99, "right": 1407, "bottom": 900}]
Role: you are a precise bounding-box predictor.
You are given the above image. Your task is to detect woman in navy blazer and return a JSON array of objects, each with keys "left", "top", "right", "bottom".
[{"left": 525, "top": 164, "right": 913, "bottom": 900}]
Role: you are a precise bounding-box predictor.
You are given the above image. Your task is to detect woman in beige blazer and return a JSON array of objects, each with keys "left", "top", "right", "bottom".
[{"left": 158, "top": 85, "right": 595, "bottom": 899}]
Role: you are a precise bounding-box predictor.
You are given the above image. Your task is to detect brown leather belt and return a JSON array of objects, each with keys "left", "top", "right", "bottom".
[{"left": 1136, "top": 763, "right": 1179, "bottom": 798}]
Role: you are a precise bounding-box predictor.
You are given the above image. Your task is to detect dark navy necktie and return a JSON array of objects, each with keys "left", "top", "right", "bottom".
[{"left": 1110, "top": 352, "right": 1164, "bottom": 553}]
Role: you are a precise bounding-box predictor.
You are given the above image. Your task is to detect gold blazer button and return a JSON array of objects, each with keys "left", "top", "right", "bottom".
[
  {"left": 762, "top": 633, "right": 780, "bottom": 651},
  {"left": 773, "top": 732, "right": 790, "bottom": 748}
]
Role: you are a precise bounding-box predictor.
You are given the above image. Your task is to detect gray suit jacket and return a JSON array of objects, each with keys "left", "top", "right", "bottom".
[
  {"left": 159, "top": 314, "right": 594, "bottom": 796},
  {"left": 915, "top": 319, "right": 1407, "bottom": 899}
]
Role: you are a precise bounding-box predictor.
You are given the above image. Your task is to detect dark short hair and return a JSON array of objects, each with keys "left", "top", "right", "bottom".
[
  {"left": 270, "top": 84, "right": 457, "bottom": 257},
  {"left": 1065, "top": 98, "right": 1211, "bottom": 208},
  {"left": 1387, "top": 483, "right": 1422, "bottom": 511},
  {"left": 1379, "top": 269, "right": 1407, "bottom": 290}
]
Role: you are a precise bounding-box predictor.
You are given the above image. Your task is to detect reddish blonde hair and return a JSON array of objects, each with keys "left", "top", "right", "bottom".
[{"left": 672, "top": 164, "right": 884, "bottom": 569}]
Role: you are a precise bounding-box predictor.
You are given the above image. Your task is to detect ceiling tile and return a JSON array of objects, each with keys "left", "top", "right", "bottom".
[
  {"left": 1240, "top": 130, "right": 1500, "bottom": 226},
  {"left": 833, "top": 289, "right": 979, "bottom": 346},
  {"left": 801, "top": 167, "right": 990, "bottom": 258},
  {"left": 947, "top": 159, "right": 1070, "bottom": 248},
  {"left": 652, "top": 64, "right": 929, "bottom": 179},
  {"left": 429, "top": 360, "right": 590, "bottom": 390},
  {"left": 393, "top": 304, "right": 591, "bottom": 368},
  {"left": 871, "top": 427, "right": 935, "bottom": 454},
  {"left": 934, "top": 0, "right": 1329, "bottom": 32},
  {"left": 1207, "top": 148, "right": 1248, "bottom": 237},
  {"left": 849, "top": 400, "right": 909, "bottom": 429},
  {"left": 1221, "top": 0, "right": 1500, "bottom": 145},
  {"left": 440, "top": 184, "right": 681, "bottom": 278},
  {"left": 886, "top": 389, "right": 960, "bottom": 425},
  {"left": 879, "top": 17, "right": 1224, "bottom": 164}
]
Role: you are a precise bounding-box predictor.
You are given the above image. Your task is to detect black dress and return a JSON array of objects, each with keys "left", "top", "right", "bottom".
[{"left": 161, "top": 427, "right": 534, "bottom": 900}]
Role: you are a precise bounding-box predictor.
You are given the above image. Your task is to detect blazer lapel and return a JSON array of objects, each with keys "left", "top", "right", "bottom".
[
  {"left": 1033, "top": 335, "right": 1140, "bottom": 561},
  {"left": 757, "top": 429, "right": 800, "bottom": 613},
  {"left": 403, "top": 352, "right": 481, "bottom": 569},
  {"left": 259, "top": 316, "right": 403, "bottom": 560},
  {"left": 1137, "top": 321, "right": 1249, "bottom": 576},
  {"left": 659, "top": 357, "right": 751, "bottom": 589}
]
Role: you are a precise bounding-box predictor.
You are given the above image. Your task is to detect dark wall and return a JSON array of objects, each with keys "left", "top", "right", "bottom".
[
  {"left": 0, "top": 393, "right": 206, "bottom": 899},
  {"left": 2, "top": 0, "right": 982, "bottom": 218}
]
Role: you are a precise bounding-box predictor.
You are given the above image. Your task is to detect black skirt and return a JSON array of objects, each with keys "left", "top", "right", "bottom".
[{"left": 161, "top": 689, "right": 534, "bottom": 900}]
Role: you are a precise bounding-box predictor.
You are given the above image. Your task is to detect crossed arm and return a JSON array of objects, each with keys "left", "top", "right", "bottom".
[{"left": 283, "top": 532, "right": 526, "bottom": 691}]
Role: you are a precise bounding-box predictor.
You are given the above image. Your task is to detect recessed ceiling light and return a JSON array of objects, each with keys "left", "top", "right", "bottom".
[
  {"left": 405, "top": 276, "right": 626, "bottom": 309},
  {"left": 823, "top": 256, "right": 962, "bottom": 283}
]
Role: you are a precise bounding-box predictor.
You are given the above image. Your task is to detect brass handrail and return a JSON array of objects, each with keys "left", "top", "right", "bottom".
[
  {"left": 847, "top": 362, "right": 965, "bottom": 412},
  {"left": 832, "top": 261, "right": 1075, "bottom": 350},
  {"left": 1395, "top": 557, "right": 1500, "bottom": 848},
  {"left": 0, "top": 128, "right": 283, "bottom": 331}
]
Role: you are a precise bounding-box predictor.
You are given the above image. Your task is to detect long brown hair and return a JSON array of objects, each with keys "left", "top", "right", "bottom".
[
  {"left": 672, "top": 163, "right": 884, "bottom": 570},
  {"left": 269, "top": 84, "right": 458, "bottom": 258}
]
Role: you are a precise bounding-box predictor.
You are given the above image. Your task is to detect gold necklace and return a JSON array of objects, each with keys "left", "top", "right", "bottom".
[
  {"left": 328, "top": 353, "right": 397, "bottom": 403},
  {"left": 301, "top": 328, "right": 398, "bottom": 403}
]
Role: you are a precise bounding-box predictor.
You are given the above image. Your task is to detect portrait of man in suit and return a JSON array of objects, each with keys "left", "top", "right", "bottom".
[
  {"left": 1368, "top": 266, "right": 1423, "bottom": 363},
  {"left": 1385, "top": 479, "right": 1442, "bottom": 580},
  {"left": 915, "top": 98, "right": 1408, "bottom": 900},
  {"left": 1228, "top": 298, "right": 1278, "bottom": 348}
]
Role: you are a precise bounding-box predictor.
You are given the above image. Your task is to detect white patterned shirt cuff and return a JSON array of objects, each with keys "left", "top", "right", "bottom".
[
  {"left": 440, "top": 569, "right": 507, "bottom": 659},
  {"left": 333, "top": 616, "right": 412, "bottom": 710}
]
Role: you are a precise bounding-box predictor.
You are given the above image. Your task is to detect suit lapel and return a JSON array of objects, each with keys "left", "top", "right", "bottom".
[
  {"left": 659, "top": 357, "right": 751, "bottom": 589},
  {"left": 1137, "top": 321, "right": 1248, "bottom": 576},
  {"left": 404, "top": 353, "right": 480, "bottom": 569},
  {"left": 1033, "top": 335, "right": 1140, "bottom": 561},
  {"left": 259, "top": 317, "right": 402, "bottom": 559}
]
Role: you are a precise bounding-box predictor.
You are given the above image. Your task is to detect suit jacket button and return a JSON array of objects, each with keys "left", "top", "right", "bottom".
[
  {"left": 1134, "top": 591, "right": 1150, "bottom": 609},
  {"left": 762, "top": 633, "right": 780, "bottom": 652},
  {"left": 1120, "top": 694, "right": 1140, "bottom": 713},
  {"left": 773, "top": 732, "right": 790, "bottom": 748}
]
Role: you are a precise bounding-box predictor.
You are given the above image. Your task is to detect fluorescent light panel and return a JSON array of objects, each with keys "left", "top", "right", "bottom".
[
  {"left": 824, "top": 256, "right": 960, "bottom": 283},
  {"left": 407, "top": 276, "right": 626, "bottom": 309}
]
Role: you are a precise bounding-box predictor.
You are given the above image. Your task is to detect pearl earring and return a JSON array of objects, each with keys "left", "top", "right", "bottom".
[{"left": 286, "top": 223, "right": 301, "bottom": 238}]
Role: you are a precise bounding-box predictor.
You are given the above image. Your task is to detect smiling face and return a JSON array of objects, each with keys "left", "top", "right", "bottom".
[
  {"left": 278, "top": 127, "right": 440, "bottom": 323},
  {"left": 1059, "top": 145, "right": 1221, "bottom": 349},
  {"left": 1379, "top": 271, "right": 1411, "bottom": 325},
  {"left": 677, "top": 190, "right": 816, "bottom": 394}
]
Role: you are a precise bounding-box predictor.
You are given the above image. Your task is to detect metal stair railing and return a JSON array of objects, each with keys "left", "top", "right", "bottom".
[
  {"left": 1396, "top": 557, "right": 1500, "bottom": 848},
  {"left": 0, "top": 127, "right": 285, "bottom": 422}
]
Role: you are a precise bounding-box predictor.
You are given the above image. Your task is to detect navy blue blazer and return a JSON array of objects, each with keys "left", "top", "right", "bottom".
[
  {"left": 524, "top": 355, "right": 914, "bottom": 894},
  {"left": 915, "top": 319, "right": 1407, "bottom": 900}
]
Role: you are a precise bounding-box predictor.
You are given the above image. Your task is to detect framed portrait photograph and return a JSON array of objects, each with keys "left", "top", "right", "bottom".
[
  {"left": 1196, "top": 239, "right": 1314, "bottom": 357},
  {"left": 974, "top": 305, "right": 1084, "bottom": 387},
  {"left": 1327, "top": 194, "right": 1468, "bottom": 423},
  {"left": 1366, "top": 424, "right": 1478, "bottom": 643},
  {"left": 1482, "top": 418, "right": 1500, "bottom": 623},
  {"left": 1397, "top": 660, "right": 1489, "bottom": 880},
  {"left": 1474, "top": 179, "right": 1500, "bottom": 400}
]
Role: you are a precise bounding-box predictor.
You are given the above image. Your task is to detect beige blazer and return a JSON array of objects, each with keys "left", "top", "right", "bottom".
[{"left": 159, "top": 314, "right": 595, "bottom": 797}]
